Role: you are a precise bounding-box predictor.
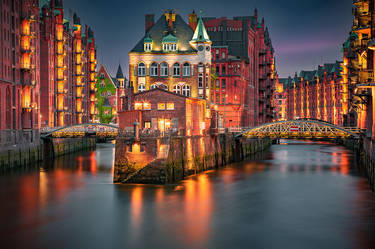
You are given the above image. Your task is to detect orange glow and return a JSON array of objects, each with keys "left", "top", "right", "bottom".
[
  {"left": 21, "top": 36, "right": 31, "bottom": 51},
  {"left": 130, "top": 187, "right": 143, "bottom": 228},
  {"left": 56, "top": 24, "right": 63, "bottom": 41},
  {"left": 76, "top": 39, "right": 82, "bottom": 53},
  {"left": 21, "top": 53, "right": 31, "bottom": 69},
  {"left": 21, "top": 87, "right": 31, "bottom": 109},
  {"left": 21, "top": 20, "right": 30, "bottom": 35}
]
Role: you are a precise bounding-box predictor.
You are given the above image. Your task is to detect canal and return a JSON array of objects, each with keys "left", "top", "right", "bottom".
[{"left": 1, "top": 140, "right": 375, "bottom": 249}]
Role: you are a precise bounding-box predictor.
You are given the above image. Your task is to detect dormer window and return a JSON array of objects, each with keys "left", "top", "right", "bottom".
[
  {"left": 144, "top": 43, "right": 152, "bottom": 52},
  {"left": 144, "top": 36, "right": 153, "bottom": 52},
  {"left": 162, "top": 34, "right": 178, "bottom": 52}
]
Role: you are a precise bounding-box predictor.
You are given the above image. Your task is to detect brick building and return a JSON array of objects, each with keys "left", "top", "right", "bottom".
[
  {"left": 119, "top": 88, "right": 206, "bottom": 136},
  {"left": 96, "top": 64, "right": 126, "bottom": 123},
  {"left": 273, "top": 77, "right": 287, "bottom": 121},
  {"left": 39, "top": 0, "right": 97, "bottom": 127},
  {"left": 282, "top": 62, "right": 346, "bottom": 126},
  {"left": 0, "top": 0, "right": 41, "bottom": 148},
  {"left": 203, "top": 9, "right": 276, "bottom": 127}
]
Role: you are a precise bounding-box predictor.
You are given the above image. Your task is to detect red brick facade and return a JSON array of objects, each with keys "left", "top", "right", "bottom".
[
  {"left": 0, "top": 0, "right": 40, "bottom": 135},
  {"left": 119, "top": 88, "right": 206, "bottom": 136},
  {"left": 39, "top": 1, "right": 97, "bottom": 127},
  {"left": 204, "top": 10, "right": 276, "bottom": 128}
]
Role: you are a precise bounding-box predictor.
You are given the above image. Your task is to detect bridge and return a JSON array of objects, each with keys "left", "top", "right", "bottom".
[
  {"left": 238, "top": 120, "right": 363, "bottom": 139},
  {"left": 40, "top": 123, "right": 119, "bottom": 139}
]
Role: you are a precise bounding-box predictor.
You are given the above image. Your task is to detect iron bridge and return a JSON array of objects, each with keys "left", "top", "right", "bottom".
[
  {"left": 40, "top": 123, "right": 119, "bottom": 138},
  {"left": 238, "top": 120, "right": 362, "bottom": 139}
]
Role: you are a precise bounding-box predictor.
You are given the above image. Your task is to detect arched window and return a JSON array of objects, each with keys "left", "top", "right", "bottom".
[
  {"left": 182, "top": 85, "right": 190, "bottom": 97},
  {"left": 173, "top": 84, "right": 181, "bottom": 94},
  {"left": 173, "top": 63, "right": 180, "bottom": 76},
  {"left": 183, "top": 63, "right": 190, "bottom": 76},
  {"left": 151, "top": 83, "right": 168, "bottom": 90},
  {"left": 150, "top": 63, "right": 158, "bottom": 77},
  {"left": 161, "top": 62, "right": 168, "bottom": 77},
  {"left": 138, "top": 84, "right": 146, "bottom": 92},
  {"left": 138, "top": 63, "right": 146, "bottom": 76}
]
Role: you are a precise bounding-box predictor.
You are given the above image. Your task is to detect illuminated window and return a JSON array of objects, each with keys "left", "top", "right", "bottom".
[
  {"left": 161, "top": 62, "right": 168, "bottom": 76},
  {"left": 182, "top": 85, "right": 190, "bottom": 97},
  {"left": 150, "top": 63, "right": 158, "bottom": 76},
  {"left": 166, "top": 103, "right": 175, "bottom": 110},
  {"left": 183, "top": 63, "right": 190, "bottom": 76},
  {"left": 143, "top": 102, "right": 151, "bottom": 110},
  {"left": 138, "top": 63, "right": 146, "bottom": 76},
  {"left": 173, "top": 63, "right": 180, "bottom": 76},
  {"left": 134, "top": 102, "right": 143, "bottom": 110},
  {"left": 138, "top": 84, "right": 146, "bottom": 92},
  {"left": 216, "top": 80, "right": 220, "bottom": 88},
  {"left": 144, "top": 122, "right": 151, "bottom": 129},
  {"left": 158, "top": 103, "right": 166, "bottom": 110},
  {"left": 173, "top": 84, "right": 181, "bottom": 94}
]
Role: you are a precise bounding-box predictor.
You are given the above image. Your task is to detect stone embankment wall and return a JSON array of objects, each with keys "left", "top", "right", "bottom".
[
  {"left": 114, "top": 134, "right": 272, "bottom": 184},
  {"left": 341, "top": 138, "right": 374, "bottom": 192},
  {"left": 43, "top": 138, "right": 96, "bottom": 160}
]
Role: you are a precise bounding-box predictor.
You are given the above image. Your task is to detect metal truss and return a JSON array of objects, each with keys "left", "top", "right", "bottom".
[
  {"left": 239, "top": 120, "right": 362, "bottom": 139},
  {"left": 41, "top": 123, "right": 119, "bottom": 138}
]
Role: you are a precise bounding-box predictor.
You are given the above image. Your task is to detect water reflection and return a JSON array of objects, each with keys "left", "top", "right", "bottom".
[{"left": 0, "top": 141, "right": 375, "bottom": 249}]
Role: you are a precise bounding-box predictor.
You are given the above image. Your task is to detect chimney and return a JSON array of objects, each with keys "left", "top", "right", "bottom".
[
  {"left": 189, "top": 10, "right": 197, "bottom": 31},
  {"left": 145, "top": 14, "right": 154, "bottom": 33}
]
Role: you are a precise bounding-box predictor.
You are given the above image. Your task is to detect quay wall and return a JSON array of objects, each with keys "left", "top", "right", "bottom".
[
  {"left": 0, "top": 134, "right": 96, "bottom": 171},
  {"left": 114, "top": 134, "right": 272, "bottom": 184}
]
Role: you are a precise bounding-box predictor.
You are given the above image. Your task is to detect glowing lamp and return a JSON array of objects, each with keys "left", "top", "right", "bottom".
[{"left": 368, "top": 39, "right": 375, "bottom": 50}]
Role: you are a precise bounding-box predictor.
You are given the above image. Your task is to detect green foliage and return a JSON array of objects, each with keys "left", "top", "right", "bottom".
[{"left": 96, "top": 77, "right": 116, "bottom": 123}]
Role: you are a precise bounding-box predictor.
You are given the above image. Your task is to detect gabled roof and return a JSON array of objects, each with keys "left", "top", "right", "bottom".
[
  {"left": 97, "top": 64, "right": 119, "bottom": 88},
  {"left": 162, "top": 33, "right": 179, "bottom": 43},
  {"left": 130, "top": 14, "right": 196, "bottom": 53},
  {"left": 191, "top": 16, "right": 210, "bottom": 43}
]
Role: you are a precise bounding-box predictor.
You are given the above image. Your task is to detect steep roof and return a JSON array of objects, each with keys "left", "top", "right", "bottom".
[
  {"left": 191, "top": 16, "right": 210, "bottom": 43},
  {"left": 130, "top": 14, "right": 196, "bottom": 53},
  {"left": 116, "top": 64, "right": 124, "bottom": 79}
]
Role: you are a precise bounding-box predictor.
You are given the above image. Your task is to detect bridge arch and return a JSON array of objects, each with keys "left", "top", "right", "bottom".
[
  {"left": 41, "top": 123, "right": 119, "bottom": 138},
  {"left": 238, "top": 120, "right": 361, "bottom": 139}
]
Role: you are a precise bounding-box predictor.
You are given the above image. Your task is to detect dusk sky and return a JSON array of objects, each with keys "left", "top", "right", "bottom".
[{"left": 64, "top": 0, "right": 353, "bottom": 78}]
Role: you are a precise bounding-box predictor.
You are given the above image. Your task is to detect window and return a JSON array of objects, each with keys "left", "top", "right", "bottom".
[
  {"left": 222, "top": 52, "right": 226, "bottom": 59},
  {"left": 138, "top": 63, "right": 146, "bottom": 76},
  {"left": 166, "top": 103, "right": 175, "bottom": 110},
  {"left": 143, "top": 102, "right": 151, "bottom": 110},
  {"left": 216, "top": 66, "right": 220, "bottom": 75},
  {"left": 161, "top": 62, "right": 168, "bottom": 76},
  {"left": 138, "top": 84, "right": 146, "bottom": 92},
  {"left": 151, "top": 83, "right": 168, "bottom": 90},
  {"left": 173, "top": 63, "right": 180, "bottom": 76},
  {"left": 100, "top": 73, "right": 105, "bottom": 79},
  {"left": 216, "top": 80, "right": 220, "bottom": 88},
  {"left": 222, "top": 65, "right": 226, "bottom": 75},
  {"left": 182, "top": 85, "right": 190, "bottom": 97},
  {"left": 222, "top": 79, "right": 226, "bottom": 88},
  {"left": 144, "top": 43, "right": 152, "bottom": 52},
  {"left": 173, "top": 84, "right": 181, "bottom": 94},
  {"left": 158, "top": 103, "right": 166, "bottom": 110},
  {"left": 234, "top": 80, "right": 237, "bottom": 87},
  {"left": 144, "top": 122, "right": 151, "bottom": 129},
  {"left": 134, "top": 102, "right": 143, "bottom": 110},
  {"left": 150, "top": 63, "right": 158, "bottom": 76},
  {"left": 206, "top": 74, "right": 209, "bottom": 88},
  {"left": 183, "top": 63, "right": 190, "bottom": 76},
  {"left": 198, "top": 73, "right": 203, "bottom": 88}
]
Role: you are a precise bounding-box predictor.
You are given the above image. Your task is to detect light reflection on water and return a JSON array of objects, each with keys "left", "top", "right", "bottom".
[{"left": 0, "top": 141, "right": 375, "bottom": 249}]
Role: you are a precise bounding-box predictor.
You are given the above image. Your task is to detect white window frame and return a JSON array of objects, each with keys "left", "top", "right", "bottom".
[
  {"left": 150, "top": 63, "right": 158, "bottom": 77},
  {"left": 173, "top": 84, "right": 182, "bottom": 94},
  {"left": 173, "top": 63, "right": 180, "bottom": 76},
  {"left": 183, "top": 63, "right": 190, "bottom": 76},
  {"left": 138, "top": 63, "right": 146, "bottom": 76},
  {"left": 182, "top": 85, "right": 190, "bottom": 97},
  {"left": 161, "top": 62, "right": 168, "bottom": 77},
  {"left": 138, "top": 84, "right": 146, "bottom": 92}
]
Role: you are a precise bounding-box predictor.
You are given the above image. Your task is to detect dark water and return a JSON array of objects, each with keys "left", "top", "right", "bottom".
[{"left": 1, "top": 140, "right": 375, "bottom": 249}]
